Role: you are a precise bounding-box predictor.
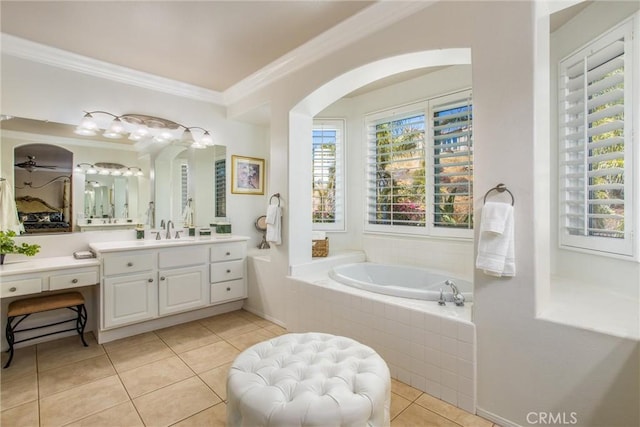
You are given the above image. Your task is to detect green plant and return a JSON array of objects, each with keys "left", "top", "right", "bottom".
[{"left": 0, "top": 230, "right": 40, "bottom": 256}]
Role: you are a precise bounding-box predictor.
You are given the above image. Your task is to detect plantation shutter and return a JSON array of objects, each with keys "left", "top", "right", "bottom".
[
  {"left": 215, "top": 159, "right": 226, "bottom": 217},
  {"left": 181, "top": 163, "right": 189, "bottom": 212},
  {"left": 312, "top": 120, "right": 344, "bottom": 231},
  {"left": 559, "top": 21, "right": 633, "bottom": 256},
  {"left": 432, "top": 93, "right": 473, "bottom": 231},
  {"left": 366, "top": 110, "right": 426, "bottom": 228}
]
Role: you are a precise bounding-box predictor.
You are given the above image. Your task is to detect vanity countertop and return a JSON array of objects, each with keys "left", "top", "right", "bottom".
[
  {"left": 89, "top": 235, "right": 249, "bottom": 253},
  {"left": 0, "top": 256, "right": 100, "bottom": 277}
]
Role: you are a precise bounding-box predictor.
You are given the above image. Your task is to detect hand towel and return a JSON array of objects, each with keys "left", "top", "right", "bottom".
[
  {"left": 0, "top": 179, "right": 22, "bottom": 233},
  {"left": 475, "top": 202, "right": 515, "bottom": 277},
  {"left": 266, "top": 205, "right": 282, "bottom": 245},
  {"left": 182, "top": 204, "right": 193, "bottom": 227}
]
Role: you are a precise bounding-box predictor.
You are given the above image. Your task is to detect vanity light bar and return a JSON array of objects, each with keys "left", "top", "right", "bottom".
[
  {"left": 75, "top": 163, "right": 144, "bottom": 177},
  {"left": 74, "top": 111, "right": 214, "bottom": 149}
]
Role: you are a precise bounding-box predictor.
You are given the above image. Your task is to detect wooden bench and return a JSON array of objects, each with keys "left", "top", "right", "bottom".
[{"left": 4, "top": 291, "right": 88, "bottom": 368}]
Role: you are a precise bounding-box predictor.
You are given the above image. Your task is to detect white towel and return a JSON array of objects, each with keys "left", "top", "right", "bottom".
[
  {"left": 182, "top": 204, "right": 193, "bottom": 227},
  {"left": 0, "top": 179, "right": 22, "bottom": 233},
  {"left": 266, "top": 205, "right": 282, "bottom": 245},
  {"left": 475, "top": 202, "right": 515, "bottom": 277}
]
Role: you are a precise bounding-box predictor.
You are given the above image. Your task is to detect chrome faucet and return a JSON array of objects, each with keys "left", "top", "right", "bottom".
[
  {"left": 444, "top": 280, "right": 465, "bottom": 306},
  {"left": 160, "top": 219, "right": 166, "bottom": 229},
  {"left": 165, "top": 220, "right": 174, "bottom": 239}
]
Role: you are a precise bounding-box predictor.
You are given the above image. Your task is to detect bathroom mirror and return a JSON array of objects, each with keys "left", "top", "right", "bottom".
[
  {"left": 13, "top": 143, "right": 74, "bottom": 234},
  {"left": 84, "top": 175, "right": 131, "bottom": 219},
  {"left": 2, "top": 117, "right": 147, "bottom": 233},
  {"left": 153, "top": 144, "right": 226, "bottom": 229}
]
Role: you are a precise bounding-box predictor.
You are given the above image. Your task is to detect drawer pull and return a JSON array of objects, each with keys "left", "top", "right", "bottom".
[
  {"left": 226, "top": 287, "right": 231, "bottom": 291},
  {"left": 226, "top": 269, "right": 231, "bottom": 273},
  {"left": 148, "top": 278, "right": 154, "bottom": 283},
  {"left": 127, "top": 262, "right": 134, "bottom": 267},
  {"left": 72, "top": 278, "right": 78, "bottom": 284},
  {"left": 226, "top": 252, "right": 231, "bottom": 256},
  {"left": 9, "top": 287, "right": 16, "bottom": 292},
  {"left": 160, "top": 276, "right": 166, "bottom": 281}
]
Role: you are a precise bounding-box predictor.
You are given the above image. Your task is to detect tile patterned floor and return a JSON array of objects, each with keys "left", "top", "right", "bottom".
[{"left": 0, "top": 309, "right": 498, "bottom": 427}]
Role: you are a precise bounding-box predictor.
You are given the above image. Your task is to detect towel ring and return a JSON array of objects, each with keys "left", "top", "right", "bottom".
[
  {"left": 269, "top": 193, "right": 281, "bottom": 206},
  {"left": 483, "top": 184, "right": 514, "bottom": 206}
]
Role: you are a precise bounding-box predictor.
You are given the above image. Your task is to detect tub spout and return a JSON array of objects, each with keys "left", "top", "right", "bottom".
[{"left": 445, "top": 280, "right": 465, "bottom": 306}]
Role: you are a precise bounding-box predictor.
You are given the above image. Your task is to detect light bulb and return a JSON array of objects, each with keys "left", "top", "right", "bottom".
[
  {"left": 200, "top": 131, "right": 214, "bottom": 146},
  {"left": 103, "top": 117, "right": 125, "bottom": 139}
]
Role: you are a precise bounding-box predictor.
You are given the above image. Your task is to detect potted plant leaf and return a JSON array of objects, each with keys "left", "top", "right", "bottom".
[{"left": 0, "top": 230, "right": 40, "bottom": 265}]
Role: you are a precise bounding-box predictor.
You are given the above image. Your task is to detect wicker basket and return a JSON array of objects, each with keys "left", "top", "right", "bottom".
[{"left": 312, "top": 238, "right": 329, "bottom": 257}]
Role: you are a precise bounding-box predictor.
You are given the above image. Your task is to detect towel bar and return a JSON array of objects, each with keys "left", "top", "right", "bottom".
[{"left": 483, "top": 183, "right": 514, "bottom": 206}]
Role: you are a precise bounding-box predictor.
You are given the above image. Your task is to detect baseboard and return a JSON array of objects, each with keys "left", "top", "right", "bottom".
[
  {"left": 97, "top": 300, "right": 244, "bottom": 344},
  {"left": 476, "top": 407, "right": 521, "bottom": 427},
  {"left": 242, "top": 304, "right": 287, "bottom": 328}
]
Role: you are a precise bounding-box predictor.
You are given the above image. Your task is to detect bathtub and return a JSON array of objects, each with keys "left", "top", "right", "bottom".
[{"left": 329, "top": 262, "right": 473, "bottom": 302}]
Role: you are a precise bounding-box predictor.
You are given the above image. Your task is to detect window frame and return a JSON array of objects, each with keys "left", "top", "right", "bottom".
[
  {"left": 364, "top": 89, "right": 473, "bottom": 239},
  {"left": 312, "top": 118, "right": 346, "bottom": 232},
  {"left": 557, "top": 17, "right": 637, "bottom": 260}
]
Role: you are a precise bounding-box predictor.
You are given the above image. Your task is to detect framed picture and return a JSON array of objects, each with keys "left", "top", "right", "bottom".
[{"left": 231, "top": 155, "right": 265, "bottom": 195}]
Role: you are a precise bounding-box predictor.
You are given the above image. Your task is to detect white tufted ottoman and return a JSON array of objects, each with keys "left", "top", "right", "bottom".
[{"left": 227, "top": 333, "right": 391, "bottom": 427}]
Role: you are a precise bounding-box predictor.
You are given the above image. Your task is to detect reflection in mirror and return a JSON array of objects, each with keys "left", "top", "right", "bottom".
[
  {"left": 3, "top": 116, "right": 150, "bottom": 233},
  {"left": 153, "top": 144, "right": 226, "bottom": 229},
  {"left": 84, "top": 175, "right": 129, "bottom": 219},
  {"left": 14, "top": 144, "right": 73, "bottom": 234}
]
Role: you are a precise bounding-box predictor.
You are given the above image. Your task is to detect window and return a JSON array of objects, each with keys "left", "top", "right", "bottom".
[
  {"left": 215, "top": 159, "right": 226, "bottom": 218},
  {"left": 432, "top": 95, "right": 474, "bottom": 235},
  {"left": 180, "top": 163, "right": 189, "bottom": 212},
  {"left": 312, "top": 119, "right": 345, "bottom": 231},
  {"left": 365, "top": 90, "right": 473, "bottom": 237},
  {"left": 558, "top": 19, "right": 635, "bottom": 258}
]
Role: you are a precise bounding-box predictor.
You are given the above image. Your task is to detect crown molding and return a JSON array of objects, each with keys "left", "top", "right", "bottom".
[
  {"left": 1, "top": 1, "right": 434, "bottom": 109},
  {"left": 1, "top": 33, "right": 225, "bottom": 105},
  {"left": 223, "top": 1, "right": 436, "bottom": 105}
]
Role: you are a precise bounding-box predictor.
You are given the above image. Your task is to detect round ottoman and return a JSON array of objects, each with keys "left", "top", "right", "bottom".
[{"left": 227, "top": 333, "right": 391, "bottom": 427}]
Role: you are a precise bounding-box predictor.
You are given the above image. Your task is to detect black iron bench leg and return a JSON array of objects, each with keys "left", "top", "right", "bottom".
[
  {"left": 4, "top": 316, "right": 16, "bottom": 369},
  {"left": 76, "top": 304, "right": 89, "bottom": 347}
]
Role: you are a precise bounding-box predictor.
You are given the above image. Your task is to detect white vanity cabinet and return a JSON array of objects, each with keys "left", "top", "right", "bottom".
[
  {"left": 0, "top": 257, "right": 100, "bottom": 298},
  {"left": 102, "top": 251, "right": 156, "bottom": 328},
  {"left": 210, "top": 241, "right": 247, "bottom": 304},
  {"left": 158, "top": 246, "right": 209, "bottom": 316},
  {"left": 91, "top": 237, "right": 249, "bottom": 340}
]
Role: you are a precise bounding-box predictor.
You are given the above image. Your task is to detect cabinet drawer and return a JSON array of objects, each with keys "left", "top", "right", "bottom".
[
  {"left": 210, "top": 260, "right": 244, "bottom": 283},
  {"left": 103, "top": 252, "right": 155, "bottom": 276},
  {"left": 50, "top": 270, "right": 99, "bottom": 291},
  {"left": 1, "top": 277, "right": 42, "bottom": 298},
  {"left": 210, "top": 242, "right": 246, "bottom": 262},
  {"left": 159, "top": 246, "right": 208, "bottom": 269},
  {"left": 210, "top": 279, "right": 246, "bottom": 304}
]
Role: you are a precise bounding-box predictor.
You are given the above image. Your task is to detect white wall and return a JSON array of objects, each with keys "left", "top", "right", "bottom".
[
  {"left": 231, "top": 1, "right": 639, "bottom": 426},
  {"left": 1, "top": 54, "right": 269, "bottom": 248}
]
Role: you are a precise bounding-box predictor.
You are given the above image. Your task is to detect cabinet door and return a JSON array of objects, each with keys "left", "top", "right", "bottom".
[
  {"left": 158, "top": 265, "right": 208, "bottom": 316},
  {"left": 103, "top": 273, "right": 157, "bottom": 329}
]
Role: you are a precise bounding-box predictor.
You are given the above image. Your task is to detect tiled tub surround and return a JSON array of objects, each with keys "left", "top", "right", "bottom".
[{"left": 287, "top": 273, "right": 476, "bottom": 414}]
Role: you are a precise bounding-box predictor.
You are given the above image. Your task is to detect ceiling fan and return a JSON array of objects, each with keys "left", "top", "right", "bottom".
[{"left": 14, "top": 156, "right": 58, "bottom": 173}]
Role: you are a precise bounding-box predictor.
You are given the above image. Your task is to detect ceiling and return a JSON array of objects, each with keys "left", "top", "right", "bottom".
[
  {"left": 1, "top": 0, "right": 593, "bottom": 100},
  {"left": 0, "top": 1, "right": 373, "bottom": 93}
]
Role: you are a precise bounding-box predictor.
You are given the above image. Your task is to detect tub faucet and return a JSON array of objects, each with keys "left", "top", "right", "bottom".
[
  {"left": 165, "top": 220, "right": 174, "bottom": 239},
  {"left": 445, "top": 280, "right": 465, "bottom": 306}
]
